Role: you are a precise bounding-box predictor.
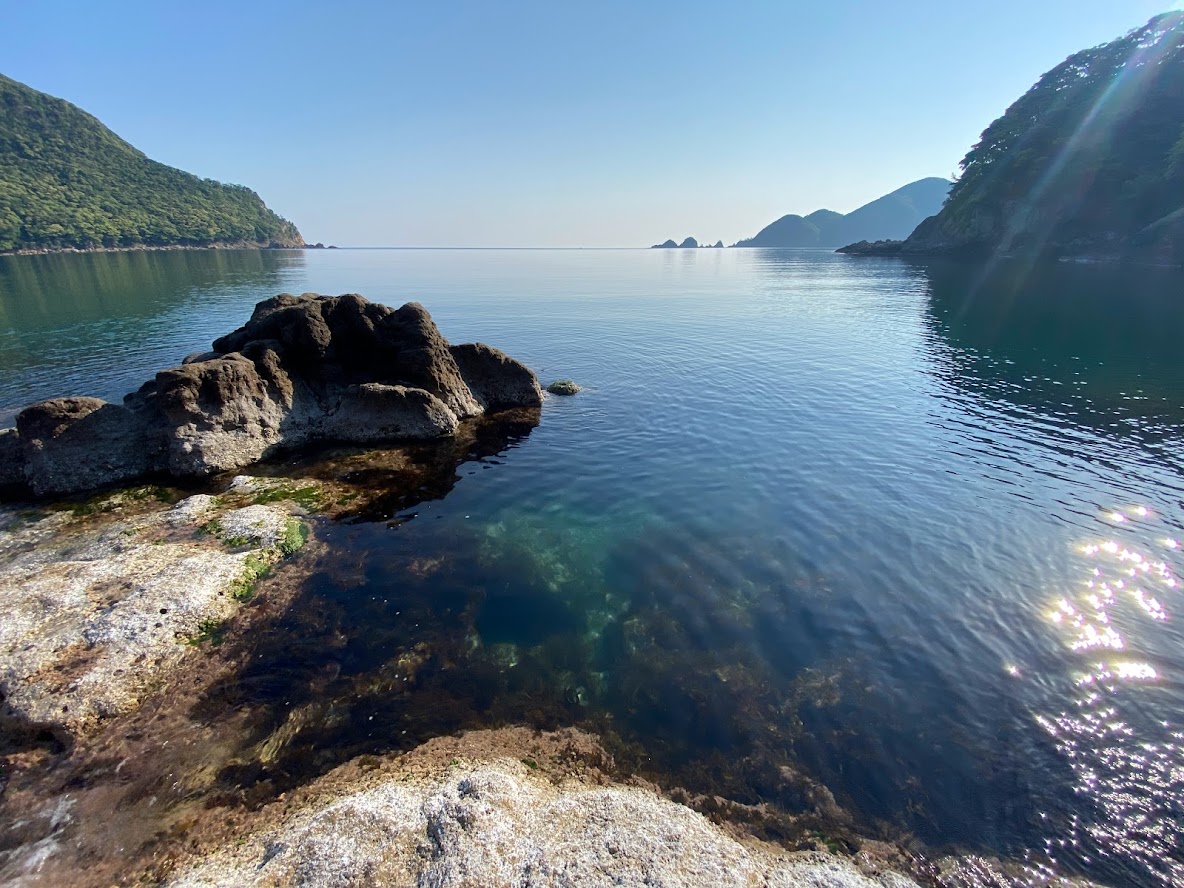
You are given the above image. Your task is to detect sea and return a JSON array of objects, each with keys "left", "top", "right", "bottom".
[{"left": 1, "top": 246, "right": 1182, "bottom": 886}]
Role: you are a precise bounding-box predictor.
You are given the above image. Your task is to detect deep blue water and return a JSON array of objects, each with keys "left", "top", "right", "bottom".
[{"left": 2, "top": 247, "right": 1184, "bottom": 885}]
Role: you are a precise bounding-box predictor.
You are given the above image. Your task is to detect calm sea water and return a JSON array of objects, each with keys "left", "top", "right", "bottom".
[{"left": 2, "top": 248, "right": 1184, "bottom": 885}]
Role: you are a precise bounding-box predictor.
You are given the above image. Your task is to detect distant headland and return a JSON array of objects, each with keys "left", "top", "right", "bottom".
[
  {"left": 838, "top": 13, "right": 1184, "bottom": 266},
  {"left": 0, "top": 73, "right": 303, "bottom": 254}
]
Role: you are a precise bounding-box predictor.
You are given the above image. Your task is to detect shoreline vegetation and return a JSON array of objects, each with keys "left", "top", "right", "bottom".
[{"left": 0, "top": 240, "right": 337, "bottom": 257}]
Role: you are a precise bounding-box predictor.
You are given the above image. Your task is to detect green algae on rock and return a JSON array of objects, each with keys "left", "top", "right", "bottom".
[{"left": 0, "top": 479, "right": 313, "bottom": 734}]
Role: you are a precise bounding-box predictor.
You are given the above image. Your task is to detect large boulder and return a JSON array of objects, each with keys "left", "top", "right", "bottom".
[{"left": 1, "top": 294, "right": 543, "bottom": 496}]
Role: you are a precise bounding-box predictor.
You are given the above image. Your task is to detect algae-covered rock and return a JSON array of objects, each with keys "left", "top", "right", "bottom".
[
  {"left": 0, "top": 484, "right": 311, "bottom": 734},
  {"left": 546, "top": 379, "right": 581, "bottom": 396}
]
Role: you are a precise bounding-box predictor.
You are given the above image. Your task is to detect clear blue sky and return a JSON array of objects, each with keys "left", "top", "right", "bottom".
[{"left": 1, "top": 1, "right": 1178, "bottom": 246}]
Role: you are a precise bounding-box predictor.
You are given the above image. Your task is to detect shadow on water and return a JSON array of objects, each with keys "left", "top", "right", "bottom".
[{"left": 921, "top": 258, "right": 1184, "bottom": 462}]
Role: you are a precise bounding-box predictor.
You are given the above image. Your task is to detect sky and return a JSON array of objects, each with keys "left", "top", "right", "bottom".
[{"left": 1, "top": 1, "right": 1179, "bottom": 247}]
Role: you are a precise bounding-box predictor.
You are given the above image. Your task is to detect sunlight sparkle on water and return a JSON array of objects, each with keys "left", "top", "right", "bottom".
[{"left": 1036, "top": 504, "right": 1184, "bottom": 883}]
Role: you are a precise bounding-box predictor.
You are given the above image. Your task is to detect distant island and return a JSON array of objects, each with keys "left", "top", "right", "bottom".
[
  {"left": 0, "top": 73, "right": 303, "bottom": 253},
  {"left": 650, "top": 237, "right": 724, "bottom": 249},
  {"left": 732, "top": 178, "right": 951, "bottom": 248},
  {"left": 839, "top": 13, "right": 1184, "bottom": 265}
]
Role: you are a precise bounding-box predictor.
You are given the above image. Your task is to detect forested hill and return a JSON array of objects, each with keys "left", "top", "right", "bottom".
[
  {"left": 865, "top": 13, "right": 1184, "bottom": 263},
  {"left": 0, "top": 74, "right": 303, "bottom": 252}
]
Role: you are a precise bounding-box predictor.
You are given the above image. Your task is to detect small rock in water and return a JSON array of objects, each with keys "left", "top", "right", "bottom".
[{"left": 546, "top": 380, "right": 581, "bottom": 396}]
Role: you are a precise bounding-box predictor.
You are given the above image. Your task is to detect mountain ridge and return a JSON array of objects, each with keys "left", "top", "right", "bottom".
[{"left": 732, "top": 178, "right": 951, "bottom": 248}]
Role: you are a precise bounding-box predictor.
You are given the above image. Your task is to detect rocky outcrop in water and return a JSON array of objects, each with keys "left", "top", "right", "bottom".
[{"left": 0, "top": 294, "right": 543, "bottom": 496}]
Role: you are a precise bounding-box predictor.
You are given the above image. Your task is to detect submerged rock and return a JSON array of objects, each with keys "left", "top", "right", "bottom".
[
  {"left": 0, "top": 294, "right": 543, "bottom": 496},
  {"left": 168, "top": 757, "right": 919, "bottom": 888}
]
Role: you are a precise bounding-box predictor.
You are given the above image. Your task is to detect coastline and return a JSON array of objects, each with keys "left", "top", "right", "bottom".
[{"left": 0, "top": 241, "right": 317, "bottom": 257}]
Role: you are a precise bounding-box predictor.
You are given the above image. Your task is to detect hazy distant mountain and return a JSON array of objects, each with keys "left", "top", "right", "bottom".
[
  {"left": 733, "top": 178, "right": 951, "bottom": 248},
  {"left": 0, "top": 73, "right": 302, "bottom": 252}
]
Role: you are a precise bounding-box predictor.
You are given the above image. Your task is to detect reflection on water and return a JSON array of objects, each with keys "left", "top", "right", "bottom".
[
  {"left": 0, "top": 249, "right": 305, "bottom": 421},
  {"left": 918, "top": 259, "right": 1184, "bottom": 886},
  {"left": 1, "top": 249, "right": 1183, "bottom": 885}
]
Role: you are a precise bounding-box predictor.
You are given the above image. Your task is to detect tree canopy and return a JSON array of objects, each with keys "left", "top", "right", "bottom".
[
  {"left": 0, "top": 74, "right": 303, "bottom": 252},
  {"left": 908, "top": 13, "right": 1184, "bottom": 261}
]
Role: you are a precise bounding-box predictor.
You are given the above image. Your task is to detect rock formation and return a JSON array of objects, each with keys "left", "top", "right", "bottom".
[
  {"left": 168, "top": 756, "right": 920, "bottom": 888},
  {"left": 650, "top": 237, "right": 706, "bottom": 248},
  {"left": 0, "top": 294, "right": 543, "bottom": 496}
]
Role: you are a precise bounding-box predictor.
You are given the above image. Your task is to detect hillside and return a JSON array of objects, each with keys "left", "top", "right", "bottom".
[
  {"left": 0, "top": 74, "right": 303, "bottom": 252},
  {"left": 732, "top": 178, "right": 950, "bottom": 248},
  {"left": 843, "top": 13, "right": 1184, "bottom": 263}
]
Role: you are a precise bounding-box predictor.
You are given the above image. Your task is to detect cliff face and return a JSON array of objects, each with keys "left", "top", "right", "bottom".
[
  {"left": 0, "top": 74, "right": 303, "bottom": 252},
  {"left": 882, "top": 13, "right": 1184, "bottom": 263}
]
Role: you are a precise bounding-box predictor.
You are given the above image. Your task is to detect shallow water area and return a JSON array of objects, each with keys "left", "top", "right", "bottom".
[{"left": 2, "top": 248, "right": 1184, "bottom": 886}]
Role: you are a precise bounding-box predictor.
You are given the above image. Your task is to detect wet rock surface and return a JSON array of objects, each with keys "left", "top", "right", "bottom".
[
  {"left": 0, "top": 294, "right": 542, "bottom": 496},
  {"left": 0, "top": 485, "right": 310, "bottom": 735}
]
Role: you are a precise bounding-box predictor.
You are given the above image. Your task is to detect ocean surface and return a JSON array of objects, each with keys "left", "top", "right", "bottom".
[{"left": 2, "top": 247, "right": 1183, "bottom": 885}]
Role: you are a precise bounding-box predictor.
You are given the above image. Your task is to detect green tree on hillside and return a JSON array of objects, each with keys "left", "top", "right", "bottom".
[{"left": 923, "top": 12, "right": 1184, "bottom": 259}]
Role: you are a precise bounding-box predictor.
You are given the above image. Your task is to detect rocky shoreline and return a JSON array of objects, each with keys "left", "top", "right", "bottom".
[
  {"left": 0, "top": 461, "right": 901, "bottom": 888},
  {"left": 0, "top": 437, "right": 1094, "bottom": 887},
  {"left": 0, "top": 242, "right": 316, "bottom": 257}
]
